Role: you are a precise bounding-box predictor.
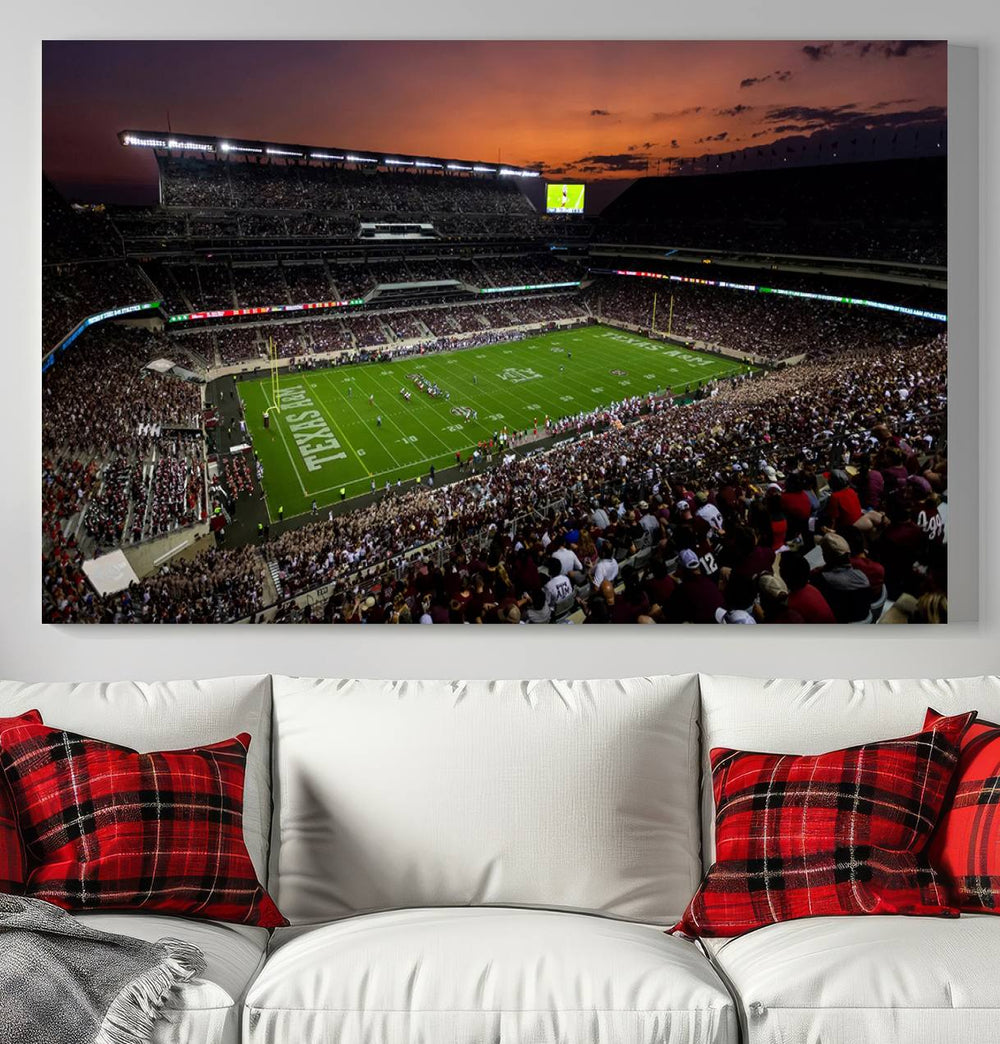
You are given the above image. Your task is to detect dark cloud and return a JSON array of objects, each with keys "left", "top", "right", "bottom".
[
  {"left": 716, "top": 104, "right": 753, "bottom": 116},
  {"left": 855, "top": 105, "right": 947, "bottom": 128},
  {"left": 694, "top": 131, "right": 729, "bottom": 143},
  {"left": 564, "top": 152, "right": 650, "bottom": 172},
  {"left": 669, "top": 139, "right": 680, "bottom": 149},
  {"left": 651, "top": 106, "right": 703, "bottom": 121},
  {"left": 871, "top": 97, "right": 917, "bottom": 109},
  {"left": 853, "top": 40, "right": 943, "bottom": 59},
  {"left": 737, "top": 103, "right": 947, "bottom": 155},
  {"left": 626, "top": 141, "right": 656, "bottom": 152},
  {"left": 764, "top": 103, "right": 858, "bottom": 126},
  {"left": 589, "top": 108, "right": 612, "bottom": 117},
  {"left": 803, "top": 40, "right": 943, "bottom": 63},
  {"left": 740, "top": 70, "right": 792, "bottom": 88},
  {"left": 761, "top": 102, "right": 946, "bottom": 137},
  {"left": 802, "top": 44, "right": 834, "bottom": 62}
]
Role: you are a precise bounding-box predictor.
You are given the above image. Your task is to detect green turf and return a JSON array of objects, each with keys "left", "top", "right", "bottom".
[{"left": 237, "top": 324, "right": 750, "bottom": 520}]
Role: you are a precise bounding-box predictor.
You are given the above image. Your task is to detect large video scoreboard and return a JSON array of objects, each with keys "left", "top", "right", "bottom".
[{"left": 546, "top": 183, "right": 586, "bottom": 214}]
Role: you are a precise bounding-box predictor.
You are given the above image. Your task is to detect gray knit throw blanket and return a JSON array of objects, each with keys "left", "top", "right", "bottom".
[{"left": 0, "top": 894, "right": 205, "bottom": 1044}]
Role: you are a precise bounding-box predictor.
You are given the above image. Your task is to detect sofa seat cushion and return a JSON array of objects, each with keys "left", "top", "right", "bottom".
[
  {"left": 702, "top": 914, "right": 1000, "bottom": 1043},
  {"left": 74, "top": 912, "right": 268, "bottom": 1044},
  {"left": 244, "top": 907, "right": 737, "bottom": 1044}
]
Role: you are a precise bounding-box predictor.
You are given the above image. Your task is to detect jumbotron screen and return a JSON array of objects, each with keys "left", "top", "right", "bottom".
[{"left": 546, "top": 183, "right": 585, "bottom": 214}]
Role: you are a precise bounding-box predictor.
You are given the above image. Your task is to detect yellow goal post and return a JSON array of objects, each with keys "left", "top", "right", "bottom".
[{"left": 268, "top": 334, "right": 281, "bottom": 413}]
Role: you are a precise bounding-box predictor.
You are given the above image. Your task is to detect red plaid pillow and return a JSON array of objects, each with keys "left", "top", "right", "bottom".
[
  {"left": 0, "top": 715, "right": 286, "bottom": 927},
  {"left": 673, "top": 711, "right": 973, "bottom": 938},
  {"left": 925, "top": 708, "right": 1000, "bottom": 912},
  {"left": 0, "top": 712, "right": 43, "bottom": 893}
]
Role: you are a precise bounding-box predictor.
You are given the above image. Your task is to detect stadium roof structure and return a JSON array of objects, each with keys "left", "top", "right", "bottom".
[{"left": 119, "top": 130, "right": 542, "bottom": 179}]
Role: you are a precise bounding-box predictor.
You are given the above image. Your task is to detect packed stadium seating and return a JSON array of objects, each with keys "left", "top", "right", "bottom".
[
  {"left": 169, "top": 156, "right": 534, "bottom": 214},
  {"left": 41, "top": 326, "right": 208, "bottom": 582},
  {"left": 584, "top": 277, "right": 942, "bottom": 361},
  {"left": 41, "top": 151, "right": 949, "bottom": 623},
  {"left": 43, "top": 321, "right": 947, "bottom": 622}
]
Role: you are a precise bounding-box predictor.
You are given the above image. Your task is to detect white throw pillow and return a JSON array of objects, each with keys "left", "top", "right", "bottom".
[{"left": 270, "top": 675, "right": 701, "bottom": 925}]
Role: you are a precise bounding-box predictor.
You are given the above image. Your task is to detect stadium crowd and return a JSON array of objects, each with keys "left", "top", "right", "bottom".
[
  {"left": 257, "top": 331, "right": 947, "bottom": 624},
  {"left": 197, "top": 297, "right": 587, "bottom": 367},
  {"left": 41, "top": 328, "right": 210, "bottom": 618},
  {"left": 44, "top": 329, "right": 202, "bottom": 453},
  {"left": 46, "top": 324, "right": 947, "bottom": 623},
  {"left": 43, "top": 260, "right": 155, "bottom": 351},
  {"left": 42, "top": 151, "right": 948, "bottom": 624},
  {"left": 148, "top": 254, "right": 578, "bottom": 313},
  {"left": 586, "top": 278, "right": 942, "bottom": 362},
  {"left": 157, "top": 156, "right": 537, "bottom": 217}
]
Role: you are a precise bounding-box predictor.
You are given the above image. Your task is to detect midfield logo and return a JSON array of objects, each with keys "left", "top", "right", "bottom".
[{"left": 498, "top": 367, "right": 542, "bottom": 383}]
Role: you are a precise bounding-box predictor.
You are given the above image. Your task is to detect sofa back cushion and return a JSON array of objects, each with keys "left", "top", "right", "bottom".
[
  {"left": 0, "top": 677, "right": 273, "bottom": 887},
  {"left": 270, "top": 676, "right": 701, "bottom": 926},
  {"left": 698, "top": 675, "right": 1000, "bottom": 866}
]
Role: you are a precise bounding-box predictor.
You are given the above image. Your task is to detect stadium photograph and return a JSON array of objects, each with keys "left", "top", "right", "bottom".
[{"left": 42, "top": 40, "right": 948, "bottom": 624}]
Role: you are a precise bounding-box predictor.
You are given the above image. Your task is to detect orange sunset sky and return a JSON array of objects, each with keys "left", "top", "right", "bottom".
[{"left": 43, "top": 40, "right": 947, "bottom": 202}]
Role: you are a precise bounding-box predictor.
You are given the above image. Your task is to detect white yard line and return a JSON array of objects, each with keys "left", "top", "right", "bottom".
[
  {"left": 335, "top": 366, "right": 457, "bottom": 460},
  {"left": 315, "top": 371, "right": 413, "bottom": 469},
  {"left": 260, "top": 387, "right": 309, "bottom": 496},
  {"left": 303, "top": 374, "right": 399, "bottom": 471}
]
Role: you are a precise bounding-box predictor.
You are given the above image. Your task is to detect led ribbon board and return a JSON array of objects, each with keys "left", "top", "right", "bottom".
[
  {"left": 44, "top": 301, "right": 162, "bottom": 371},
  {"left": 480, "top": 281, "right": 582, "bottom": 294},
  {"left": 606, "top": 269, "right": 947, "bottom": 323},
  {"left": 166, "top": 299, "right": 365, "bottom": 323}
]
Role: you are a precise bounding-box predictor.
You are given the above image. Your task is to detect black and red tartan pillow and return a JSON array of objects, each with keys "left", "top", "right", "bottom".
[
  {"left": 925, "top": 708, "right": 1000, "bottom": 913},
  {"left": 672, "top": 710, "right": 974, "bottom": 938},
  {"left": 0, "top": 711, "right": 42, "bottom": 893},
  {"left": 0, "top": 714, "right": 286, "bottom": 927}
]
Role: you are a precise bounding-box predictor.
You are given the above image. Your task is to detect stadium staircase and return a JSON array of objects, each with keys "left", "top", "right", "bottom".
[{"left": 265, "top": 556, "right": 284, "bottom": 601}]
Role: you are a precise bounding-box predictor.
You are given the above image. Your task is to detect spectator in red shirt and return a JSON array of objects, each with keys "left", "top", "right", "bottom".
[
  {"left": 825, "top": 470, "right": 863, "bottom": 529},
  {"left": 874, "top": 497, "right": 929, "bottom": 599},
  {"left": 764, "top": 486, "right": 789, "bottom": 550},
  {"left": 843, "top": 525, "right": 886, "bottom": 599},
  {"left": 643, "top": 558, "right": 677, "bottom": 614},
  {"left": 780, "top": 551, "right": 837, "bottom": 624},
  {"left": 780, "top": 472, "right": 813, "bottom": 543},
  {"left": 725, "top": 525, "right": 776, "bottom": 581}
]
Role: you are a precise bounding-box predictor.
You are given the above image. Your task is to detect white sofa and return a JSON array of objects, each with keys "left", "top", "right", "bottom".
[{"left": 1, "top": 674, "right": 998, "bottom": 1044}]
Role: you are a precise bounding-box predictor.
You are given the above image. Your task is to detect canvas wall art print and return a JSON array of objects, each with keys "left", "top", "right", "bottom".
[{"left": 41, "top": 40, "right": 948, "bottom": 625}]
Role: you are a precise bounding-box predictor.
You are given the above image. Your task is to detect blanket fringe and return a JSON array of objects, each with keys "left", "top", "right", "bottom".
[{"left": 94, "top": 938, "right": 206, "bottom": 1044}]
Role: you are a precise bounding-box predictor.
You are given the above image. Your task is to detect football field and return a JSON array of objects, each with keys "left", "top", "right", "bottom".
[{"left": 237, "top": 324, "right": 749, "bottom": 520}]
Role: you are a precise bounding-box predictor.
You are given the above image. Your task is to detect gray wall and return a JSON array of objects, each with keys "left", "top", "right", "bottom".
[{"left": 4, "top": 1, "right": 996, "bottom": 682}]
